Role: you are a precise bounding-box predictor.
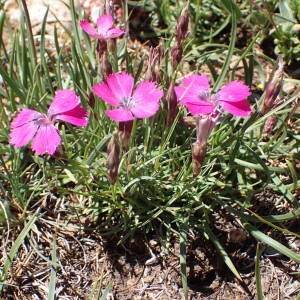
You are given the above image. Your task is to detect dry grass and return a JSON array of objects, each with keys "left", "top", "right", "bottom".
[{"left": 1, "top": 190, "right": 299, "bottom": 299}]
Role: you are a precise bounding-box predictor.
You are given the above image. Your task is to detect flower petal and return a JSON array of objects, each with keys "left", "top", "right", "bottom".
[
  {"left": 181, "top": 74, "right": 210, "bottom": 92},
  {"left": 174, "top": 86, "right": 186, "bottom": 102},
  {"left": 96, "top": 14, "right": 114, "bottom": 35},
  {"left": 10, "top": 123, "right": 38, "bottom": 148},
  {"left": 175, "top": 88, "right": 210, "bottom": 106},
  {"left": 55, "top": 105, "right": 88, "bottom": 126},
  {"left": 9, "top": 109, "right": 41, "bottom": 148},
  {"left": 106, "top": 72, "right": 134, "bottom": 101},
  {"left": 176, "top": 74, "right": 210, "bottom": 103},
  {"left": 105, "top": 108, "right": 134, "bottom": 122},
  {"left": 31, "top": 124, "right": 61, "bottom": 155},
  {"left": 106, "top": 28, "right": 125, "bottom": 38},
  {"left": 130, "top": 81, "right": 162, "bottom": 118},
  {"left": 220, "top": 100, "right": 252, "bottom": 117},
  {"left": 48, "top": 89, "right": 80, "bottom": 116},
  {"left": 217, "top": 81, "right": 251, "bottom": 103},
  {"left": 80, "top": 20, "right": 98, "bottom": 37},
  {"left": 184, "top": 101, "right": 214, "bottom": 115},
  {"left": 10, "top": 109, "right": 41, "bottom": 128},
  {"left": 217, "top": 81, "right": 252, "bottom": 116},
  {"left": 93, "top": 82, "right": 119, "bottom": 106}
]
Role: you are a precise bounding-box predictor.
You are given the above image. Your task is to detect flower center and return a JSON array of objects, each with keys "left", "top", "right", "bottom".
[
  {"left": 34, "top": 114, "right": 53, "bottom": 126},
  {"left": 198, "top": 90, "right": 211, "bottom": 102},
  {"left": 119, "top": 97, "right": 137, "bottom": 110}
]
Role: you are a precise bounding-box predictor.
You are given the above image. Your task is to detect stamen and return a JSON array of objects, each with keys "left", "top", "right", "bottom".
[
  {"left": 34, "top": 114, "right": 52, "bottom": 125},
  {"left": 119, "top": 97, "right": 137, "bottom": 110},
  {"left": 198, "top": 90, "right": 210, "bottom": 102}
]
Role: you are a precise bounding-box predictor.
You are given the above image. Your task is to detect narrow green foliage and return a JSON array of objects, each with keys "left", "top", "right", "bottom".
[
  {"left": 99, "top": 281, "right": 113, "bottom": 300},
  {"left": 243, "top": 222, "right": 300, "bottom": 262},
  {"left": 0, "top": 214, "right": 39, "bottom": 291},
  {"left": 212, "top": 0, "right": 238, "bottom": 92},
  {"left": 255, "top": 243, "right": 264, "bottom": 300},
  {"left": 48, "top": 238, "right": 58, "bottom": 300},
  {"left": 203, "top": 224, "right": 242, "bottom": 281},
  {"left": 179, "top": 216, "right": 189, "bottom": 299},
  {"left": 0, "top": 0, "right": 299, "bottom": 297}
]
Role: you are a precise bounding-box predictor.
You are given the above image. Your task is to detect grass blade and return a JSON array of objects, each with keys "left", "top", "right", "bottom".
[
  {"left": 48, "top": 238, "right": 58, "bottom": 300},
  {"left": 243, "top": 222, "right": 300, "bottom": 262},
  {"left": 99, "top": 281, "right": 113, "bottom": 300},
  {"left": 203, "top": 225, "right": 242, "bottom": 281},
  {"left": 0, "top": 66, "right": 26, "bottom": 100},
  {"left": 0, "top": 214, "right": 39, "bottom": 292},
  {"left": 179, "top": 217, "right": 189, "bottom": 299},
  {"left": 255, "top": 243, "right": 264, "bottom": 300},
  {"left": 212, "top": 0, "right": 238, "bottom": 92}
]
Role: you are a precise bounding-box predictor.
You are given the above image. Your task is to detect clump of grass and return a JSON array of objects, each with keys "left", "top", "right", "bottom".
[{"left": 0, "top": 0, "right": 299, "bottom": 298}]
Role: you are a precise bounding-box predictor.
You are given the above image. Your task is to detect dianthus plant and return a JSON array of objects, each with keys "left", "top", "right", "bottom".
[
  {"left": 93, "top": 72, "right": 163, "bottom": 122},
  {"left": 9, "top": 90, "right": 88, "bottom": 155},
  {"left": 175, "top": 74, "right": 252, "bottom": 117},
  {"left": 175, "top": 74, "right": 252, "bottom": 175},
  {"left": 80, "top": 14, "right": 124, "bottom": 40}
]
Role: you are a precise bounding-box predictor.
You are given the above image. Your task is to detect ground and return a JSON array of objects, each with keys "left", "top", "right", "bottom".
[
  {"left": 1, "top": 190, "right": 299, "bottom": 299},
  {"left": 0, "top": 0, "right": 299, "bottom": 299}
]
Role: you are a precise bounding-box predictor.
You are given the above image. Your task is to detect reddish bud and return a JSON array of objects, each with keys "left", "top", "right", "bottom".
[
  {"left": 146, "top": 45, "right": 163, "bottom": 82},
  {"left": 118, "top": 120, "right": 133, "bottom": 151},
  {"left": 175, "top": 6, "right": 189, "bottom": 42},
  {"left": 96, "top": 39, "right": 108, "bottom": 58},
  {"left": 170, "top": 5, "right": 189, "bottom": 70},
  {"left": 107, "top": 135, "right": 120, "bottom": 184},
  {"left": 88, "top": 92, "right": 96, "bottom": 109},
  {"left": 263, "top": 114, "right": 278, "bottom": 135},
  {"left": 101, "top": 52, "right": 113, "bottom": 78},
  {"left": 171, "top": 46, "right": 183, "bottom": 70},
  {"left": 192, "top": 141, "right": 207, "bottom": 177},
  {"left": 261, "top": 56, "right": 284, "bottom": 115},
  {"left": 166, "top": 81, "right": 178, "bottom": 126}
]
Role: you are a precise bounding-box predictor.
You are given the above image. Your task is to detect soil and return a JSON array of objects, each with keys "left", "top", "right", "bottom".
[
  {"left": 1, "top": 189, "right": 299, "bottom": 299},
  {"left": 1, "top": 1, "right": 299, "bottom": 299}
]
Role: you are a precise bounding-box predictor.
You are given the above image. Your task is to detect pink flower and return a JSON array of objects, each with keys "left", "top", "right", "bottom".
[
  {"left": 9, "top": 90, "right": 88, "bottom": 155},
  {"left": 80, "top": 14, "right": 124, "bottom": 39},
  {"left": 93, "top": 72, "right": 163, "bottom": 122},
  {"left": 175, "top": 74, "right": 252, "bottom": 117}
]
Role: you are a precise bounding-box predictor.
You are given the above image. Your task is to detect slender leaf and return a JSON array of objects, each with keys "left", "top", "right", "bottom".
[
  {"left": 203, "top": 225, "right": 242, "bottom": 280},
  {"left": 0, "top": 214, "right": 39, "bottom": 291},
  {"left": 243, "top": 222, "right": 300, "bottom": 262},
  {"left": 255, "top": 243, "right": 264, "bottom": 300},
  {"left": 48, "top": 238, "right": 58, "bottom": 300}
]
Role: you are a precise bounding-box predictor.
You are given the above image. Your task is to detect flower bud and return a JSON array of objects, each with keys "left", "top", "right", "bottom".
[
  {"left": 170, "top": 5, "right": 189, "bottom": 70},
  {"left": 174, "top": 6, "right": 189, "bottom": 42},
  {"left": 88, "top": 92, "right": 96, "bottom": 109},
  {"left": 171, "top": 46, "right": 183, "bottom": 70},
  {"left": 118, "top": 120, "right": 133, "bottom": 151},
  {"left": 146, "top": 45, "right": 163, "bottom": 82},
  {"left": 166, "top": 81, "right": 178, "bottom": 126},
  {"left": 107, "top": 135, "right": 120, "bottom": 184},
  {"left": 261, "top": 56, "right": 284, "bottom": 115},
  {"left": 192, "top": 141, "right": 207, "bottom": 177},
  {"left": 263, "top": 114, "right": 278, "bottom": 135},
  {"left": 96, "top": 39, "right": 108, "bottom": 58},
  {"left": 101, "top": 52, "right": 113, "bottom": 78}
]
